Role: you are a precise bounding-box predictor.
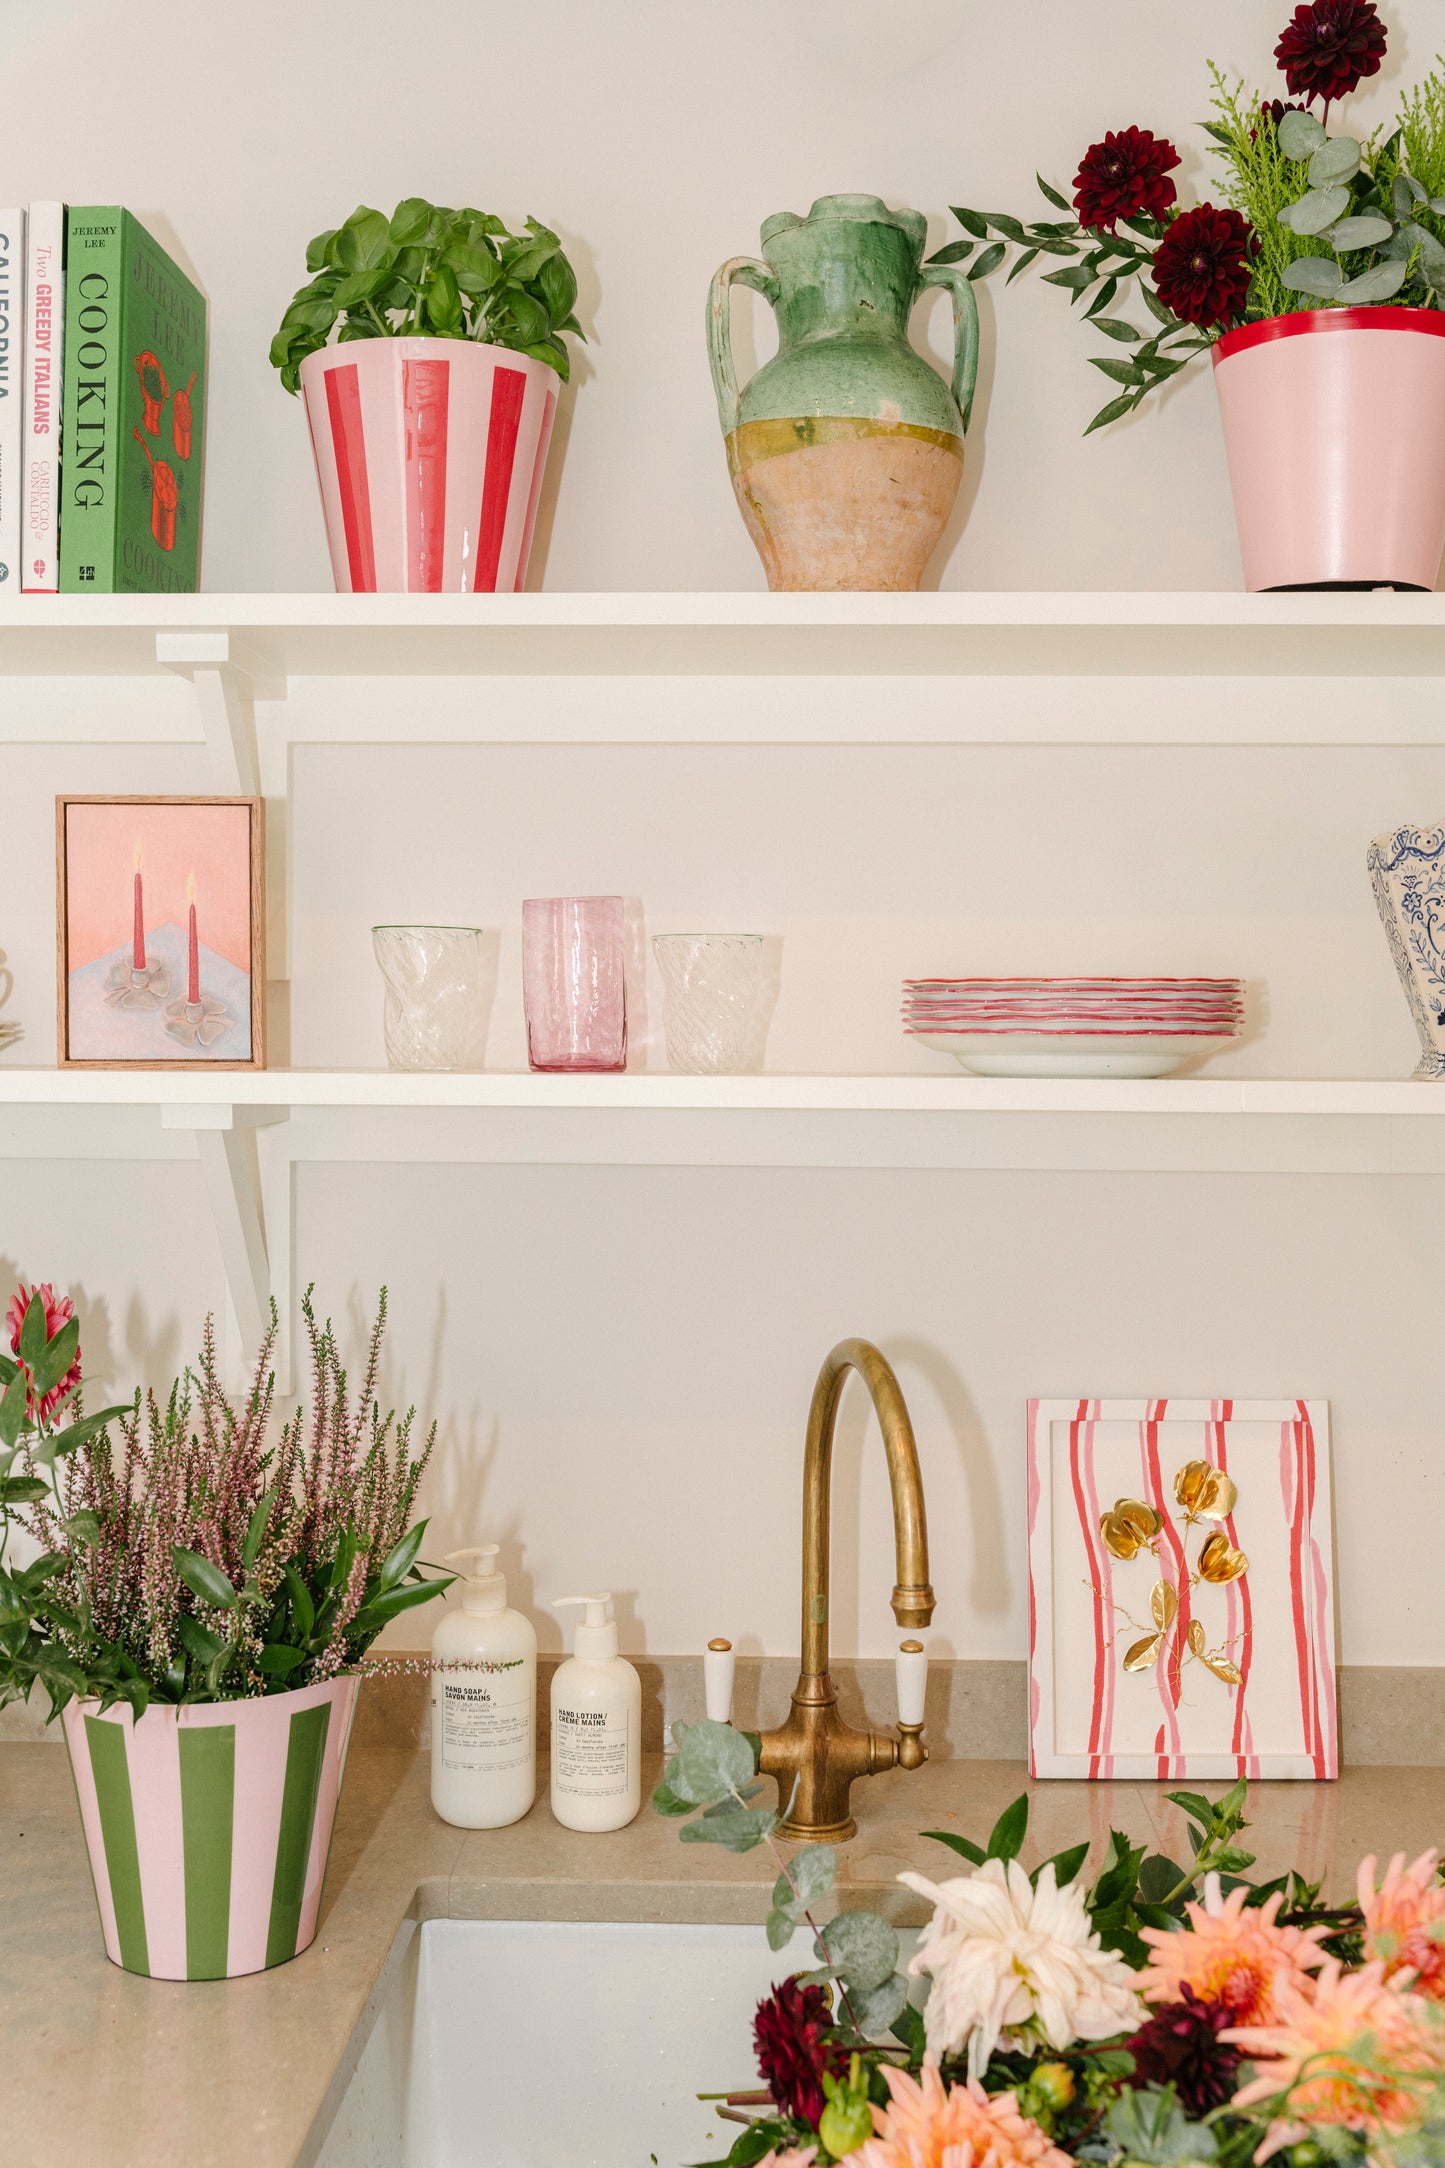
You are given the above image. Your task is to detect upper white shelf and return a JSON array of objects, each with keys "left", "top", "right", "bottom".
[{"left": 2, "top": 589, "right": 1445, "bottom": 682}]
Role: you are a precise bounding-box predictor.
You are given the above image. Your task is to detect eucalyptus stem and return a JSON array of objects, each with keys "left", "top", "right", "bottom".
[{"left": 753, "top": 1807, "right": 864, "bottom": 2037}]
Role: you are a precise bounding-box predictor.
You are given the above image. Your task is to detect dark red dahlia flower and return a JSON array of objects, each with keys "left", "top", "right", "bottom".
[
  {"left": 752, "top": 1977, "right": 847, "bottom": 2127},
  {"left": 1150, "top": 204, "right": 1257, "bottom": 331},
  {"left": 1274, "top": 1, "right": 1387, "bottom": 114},
  {"left": 1072, "top": 127, "right": 1181, "bottom": 232},
  {"left": 1257, "top": 97, "right": 1311, "bottom": 132},
  {"left": 1124, "top": 1987, "right": 1242, "bottom": 2117}
]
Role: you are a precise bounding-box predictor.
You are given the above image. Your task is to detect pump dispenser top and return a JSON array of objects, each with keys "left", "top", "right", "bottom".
[
  {"left": 446, "top": 1545, "right": 508, "bottom": 1614},
  {"left": 553, "top": 1592, "right": 617, "bottom": 1659}
]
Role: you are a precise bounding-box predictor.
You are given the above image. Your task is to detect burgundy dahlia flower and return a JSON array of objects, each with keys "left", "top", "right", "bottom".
[
  {"left": 1072, "top": 127, "right": 1181, "bottom": 232},
  {"left": 5, "top": 1281, "right": 81, "bottom": 1424},
  {"left": 752, "top": 1977, "right": 847, "bottom": 2127},
  {"left": 1124, "top": 1987, "right": 1242, "bottom": 2117},
  {"left": 1274, "top": 0, "right": 1388, "bottom": 113},
  {"left": 1150, "top": 204, "right": 1257, "bottom": 331}
]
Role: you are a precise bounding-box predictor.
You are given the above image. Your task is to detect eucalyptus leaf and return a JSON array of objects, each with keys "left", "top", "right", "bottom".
[
  {"left": 1278, "top": 107, "right": 1327, "bottom": 159},
  {"left": 1325, "top": 214, "right": 1394, "bottom": 251},
  {"left": 1282, "top": 184, "right": 1352, "bottom": 235},
  {"left": 677, "top": 1719, "right": 757, "bottom": 1807},
  {"left": 818, "top": 1908, "right": 899, "bottom": 1994},
  {"left": 1307, "top": 135, "right": 1362, "bottom": 186},
  {"left": 1338, "top": 256, "right": 1411, "bottom": 302},
  {"left": 771, "top": 1843, "right": 836, "bottom": 1922},
  {"left": 766, "top": 1906, "right": 797, "bottom": 1950},
  {"left": 847, "top": 1971, "right": 910, "bottom": 2038},
  {"left": 1281, "top": 255, "right": 1346, "bottom": 297},
  {"left": 678, "top": 1803, "right": 777, "bottom": 1853}
]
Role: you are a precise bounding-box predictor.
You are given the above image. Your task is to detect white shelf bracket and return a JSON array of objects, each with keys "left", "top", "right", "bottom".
[
  {"left": 159, "top": 1101, "right": 291, "bottom": 1386},
  {"left": 156, "top": 631, "right": 258, "bottom": 796}
]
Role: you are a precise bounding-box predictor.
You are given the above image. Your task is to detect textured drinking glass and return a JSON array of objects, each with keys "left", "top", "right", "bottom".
[
  {"left": 371, "top": 925, "right": 490, "bottom": 1070},
  {"left": 522, "top": 896, "right": 627, "bottom": 1072},
  {"left": 652, "top": 934, "right": 765, "bottom": 1073}
]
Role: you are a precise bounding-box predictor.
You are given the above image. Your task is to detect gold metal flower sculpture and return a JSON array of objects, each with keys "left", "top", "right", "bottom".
[{"left": 1099, "top": 1460, "right": 1249, "bottom": 1690}]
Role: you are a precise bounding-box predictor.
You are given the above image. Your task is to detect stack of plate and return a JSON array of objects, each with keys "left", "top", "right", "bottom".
[{"left": 902, "top": 977, "right": 1245, "bottom": 1077}]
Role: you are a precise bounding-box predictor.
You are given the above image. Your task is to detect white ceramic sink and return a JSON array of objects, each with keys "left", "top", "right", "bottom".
[{"left": 321, "top": 1915, "right": 901, "bottom": 2168}]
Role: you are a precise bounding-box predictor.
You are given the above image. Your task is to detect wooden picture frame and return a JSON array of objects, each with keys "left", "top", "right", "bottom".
[
  {"left": 1027, "top": 1398, "right": 1337, "bottom": 1782},
  {"left": 56, "top": 795, "right": 266, "bottom": 1070}
]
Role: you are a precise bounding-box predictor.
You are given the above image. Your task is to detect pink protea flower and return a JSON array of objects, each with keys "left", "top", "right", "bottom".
[
  {"left": 1139, "top": 1875, "right": 1328, "bottom": 2026},
  {"left": 1359, "top": 1849, "right": 1445, "bottom": 1999},
  {"left": 1227, "top": 1959, "right": 1443, "bottom": 2139},
  {"left": 849, "top": 2063, "right": 1072, "bottom": 2168},
  {"left": 6, "top": 1281, "right": 81, "bottom": 1424}
]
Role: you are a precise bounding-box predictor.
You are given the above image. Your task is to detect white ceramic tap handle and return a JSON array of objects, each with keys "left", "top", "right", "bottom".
[
  {"left": 704, "top": 1638, "right": 736, "bottom": 1724},
  {"left": 896, "top": 1640, "right": 927, "bottom": 1727}
]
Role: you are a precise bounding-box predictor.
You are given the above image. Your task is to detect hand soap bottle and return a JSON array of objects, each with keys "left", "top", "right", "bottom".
[
  {"left": 430, "top": 1545, "right": 537, "bottom": 1829},
  {"left": 550, "top": 1593, "right": 641, "bottom": 1831}
]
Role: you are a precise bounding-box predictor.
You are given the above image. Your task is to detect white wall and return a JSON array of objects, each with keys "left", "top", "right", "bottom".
[
  {"left": 3, "top": 2, "right": 1444, "bottom": 1671},
  {"left": 2, "top": 0, "right": 1439, "bottom": 594}
]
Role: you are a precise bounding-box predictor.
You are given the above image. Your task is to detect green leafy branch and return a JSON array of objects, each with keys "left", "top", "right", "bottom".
[
  {"left": 927, "top": 190, "right": 1208, "bottom": 434},
  {"left": 270, "top": 198, "right": 585, "bottom": 393}
]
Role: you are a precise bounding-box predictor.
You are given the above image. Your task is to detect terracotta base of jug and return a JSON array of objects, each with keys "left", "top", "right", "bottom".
[{"left": 726, "top": 416, "right": 963, "bottom": 592}]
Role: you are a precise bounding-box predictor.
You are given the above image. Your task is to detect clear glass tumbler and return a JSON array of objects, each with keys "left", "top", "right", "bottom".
[
  {"left": 522, "top": 896, "right": 627, "bottom": 1072},
  {"left": 652, "top": 933, "right": 765, "bottom": 1073},
  {"left": 371, "top": 924, "right": 490, "bottom": 1070}
]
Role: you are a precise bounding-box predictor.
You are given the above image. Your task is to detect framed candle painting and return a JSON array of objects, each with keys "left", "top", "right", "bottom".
[
  {"left": 1026, "top": 1399, "right": 1337, "bottom": 1783},
  {"left": 56, "top": 796, "right": 265, "bottom": 1068}
]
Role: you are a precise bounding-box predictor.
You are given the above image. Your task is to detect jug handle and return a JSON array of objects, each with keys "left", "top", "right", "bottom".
[
  {"left": 708, "top": 256, "right": 780, "bottom": 436},
  {"left": 915, "top": 264, "right": 981, "bottom": 433}
]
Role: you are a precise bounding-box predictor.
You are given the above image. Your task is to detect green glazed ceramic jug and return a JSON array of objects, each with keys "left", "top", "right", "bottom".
[{"left": 707, "top": 194, "right": 979, "bottom": 591}]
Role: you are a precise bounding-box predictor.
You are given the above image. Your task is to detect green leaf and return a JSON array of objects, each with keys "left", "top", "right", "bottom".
[
  {"left": 923, "top": 1828, "right": 986, "bottom": 1866},
  {"left": 1106, "top": 2086, "right": 1218, "bottom": 2164},
  {"left": 0, "top": 1354, "right": 16, "bottom": 1385},
  {"left": 926, "top": 240, "right": 973, "bottom": 265},
  {"left": 771, "top": 1843, "right": 836, "bottom": 1922},
  {"left": 1083, "top": 276, "right": 1119, "bottom": 319},
  {"left": 1041, "top": 264, "right": 1095, "bottom": 295},
  {"left": 1036, "top": 174, "right": 1073, "bottom": 212},
  {"left": 351, "top": 1577, "right": 450, "bottom": 1631},
  {"left": 849, "top": 1972, "right": 909, "bottom": 2038},
  {"left": 242, "top": 1492, "right": 273, "bottom": 1574},
  {"left": 765, "top": 1906, "right": 797, "bottom": 1950},
  {"left": 1338, "top": 256, "right": 1411, "bottom": 303},
  {"left": 0, "top": 1371, "right": 27, "bottom": 1451},
  {"left": 174, "top": 1549, "right": 238, "bottom": 1610},
  {"left": 891, "top": 2000, "right": 927, "bottom": 2056},
  {"left": 949, "top": 206, "right": 989, "bottom": 239},
  {"left": 651, "top": 1779, "right": 694, "bottom": 1818},
  {"left": 1140, "top": 280, "right": 1180, "bottom": 327},
  {"left": 819, "top": 1908, "right": 899, "bottom": 1994},
  {"left": 31, "top": 1318, "right": 78, "bottom": 1396},
  {"left": 1308, "top": 135, "right": 1362, "bottom": 187},
  {"left": 1326, "top": 213, "right": 1394, "bottom": 250},
  {"left": 1278, "top": 108, "right": 1327, "bottom": 159},
  {"left": 966, "top": 241, "right": 1007, "bottom": 281},
  {"left": 333, "top": 207, "right": 393, "bottom": 274},
  {"left": 1004, "top": 247, "right": 1039, "bottom": 284},
  {"left": 1281, "top": 255, "right": 1345, "bottom": 298},
  {"left": 388, "top": 196, "right": 435, "bottom": 245},
  {"left": 678, "top": 1803, "right": 777, "bottom": 1853},
  {"left": 255, "top": 1644, "right": 305, "bottom": 1675},
  {"left": 1088, "top": 356, "right": 1146, "bottom": 386},
  {"left": 37, "top": 1404, "right": 132, "bottom": 1462},
  {"left": 376, "top": 1522, "right": 425, "bottom": 1593},
  {"left": 177, "top": 1612, "right": 229, "bottom": 1664},
  {"left": 1036, "top": 1839, "right": 1091, "bottom": 1889},
  {"left": 986, "top": 1793, "right": 1029, "bottom": 1862},
  {"left": 676, "top": 1718, "right": 756, "bottom": 1807},
  {"left": 1282, "top": 183, "right": 1351, "bottom": 236},
  {"left": 534, "top": 252, "right": 578, "bottom": 327},
  {"left": 0, "top": 1477, "right": 48, "bottom": 1507},
  {"left": 983, "top": 213, "right": 1027, "bottom": 243},
  {"left": 18, "top": 1293, "right": 47, "bottom": 1368},
  {"left": 63, "top": 1509, "right": 102, "bottom": 1546},
  {"left": 1137, "top": 1854, "right": 1188, "bottom": 1906},
  {"left": 283, "top": 1561, "right": 315, "bottom": 1639},
  {"left": 1090, "top": 316, "right": 1142, "bottom": 343}
]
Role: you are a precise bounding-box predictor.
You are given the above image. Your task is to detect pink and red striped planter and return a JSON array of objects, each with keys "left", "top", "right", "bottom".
[
  {"left": 1212, "top": 307, "right": 1445, "bottom": 592},
  {"left": 300, "top": 338, "right": 559, "bottom": 594},
  {"left": 62, "top": 1675, "right": 358, "bottom": 1979}
]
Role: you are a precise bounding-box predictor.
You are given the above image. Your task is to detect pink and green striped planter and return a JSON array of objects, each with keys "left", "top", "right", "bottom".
[{"left": 61, "top": 1675, "right": 359, "bottom": 1980}]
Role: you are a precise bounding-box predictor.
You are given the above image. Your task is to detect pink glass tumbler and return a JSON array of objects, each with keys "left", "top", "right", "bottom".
[{"left": 522, "top": 896, "right": 628, "bottom": 1072}]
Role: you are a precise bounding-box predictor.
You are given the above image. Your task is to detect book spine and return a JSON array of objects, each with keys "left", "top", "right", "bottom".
[
  {"left": 21, "top": 201, "right": 63, "bottom": 592},
  {"left": 59, "top": 209, "right": 124, "bottom": 594},
  {"left": 0, "top": 210, "right": 24, "bottom": 595}
]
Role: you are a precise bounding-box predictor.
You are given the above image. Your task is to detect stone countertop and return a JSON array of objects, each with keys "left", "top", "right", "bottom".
[{"left": 3, "top": 1744, "right": 1442, "bottom": 2168}]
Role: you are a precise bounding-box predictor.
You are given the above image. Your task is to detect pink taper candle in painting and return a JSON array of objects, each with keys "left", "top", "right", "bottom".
[
  {"left": 186, "top": 871, "right": 199, "bottom": 1005},
  {"left": 132, "top": 845, "right": 145, "bottom": 969}
]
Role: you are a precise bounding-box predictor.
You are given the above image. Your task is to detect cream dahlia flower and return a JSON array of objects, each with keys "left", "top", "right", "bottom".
[{"left": 897, "top": 1857, "right": 1145, "bottom": 2078}]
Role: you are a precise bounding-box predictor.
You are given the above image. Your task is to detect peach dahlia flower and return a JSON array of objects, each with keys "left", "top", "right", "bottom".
[
  {"left": 1227, "top": 1959, "right": 1443, "bottom": 2139},
  {"left": 847, "top": 2063, "right": 1072, "bottom": 2168},
  {"left": 1139, "top": 1874, "right": 1328, "bottom": 2026},
  {"left": 1358, "top": 1849, "right": 1445, "bottom": 2000}
]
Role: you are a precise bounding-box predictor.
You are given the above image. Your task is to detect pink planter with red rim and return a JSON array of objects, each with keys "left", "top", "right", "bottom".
[
  {"left": 300, "top": 337, "right": 559, "bottom": 594},
  {"left": 1211, "top": 307, "right": 1445, "bottom": 592}
]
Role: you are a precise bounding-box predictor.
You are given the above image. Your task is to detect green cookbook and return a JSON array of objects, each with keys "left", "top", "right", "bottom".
[{"left": 59, "top": 208, "right": 206, "bottom": 593}]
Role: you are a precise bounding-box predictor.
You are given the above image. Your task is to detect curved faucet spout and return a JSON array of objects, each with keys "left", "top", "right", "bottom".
[
  {"left": 802, "top": 1339, "right": 935, "bottom": 1676},
  {"left": 759, "top": 1337, "right": 936, "bottom": 1842}
]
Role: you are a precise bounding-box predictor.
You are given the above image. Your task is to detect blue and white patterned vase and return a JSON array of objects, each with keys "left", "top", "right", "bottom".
[{"left": 1368, "top": 824, "right": 1445, "bottom": 1078}]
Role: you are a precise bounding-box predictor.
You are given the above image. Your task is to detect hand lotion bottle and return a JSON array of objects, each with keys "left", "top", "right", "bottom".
[
  {"left": 550, "top": 1593, "right": 641, "bottom": 1831},
  {"left": 430, "top": 1545, "right": 537, "bottom": 1829}
]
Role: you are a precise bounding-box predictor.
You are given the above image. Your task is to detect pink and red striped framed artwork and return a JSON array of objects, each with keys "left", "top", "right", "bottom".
[{"left": 1026, "top": 1399, "right": 1336, "bottom": 1782}]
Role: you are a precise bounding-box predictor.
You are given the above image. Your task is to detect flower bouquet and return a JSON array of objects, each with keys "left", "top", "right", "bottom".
[
  {"left": 939, "top": 3, "right": 1445, "bottom": 589},
  {"left": 0, "top": 1280, "right": 452, "bottom": 1979},
  {"left": 658, "top": 1721, "right": 1445, "bottom": 2167}
]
